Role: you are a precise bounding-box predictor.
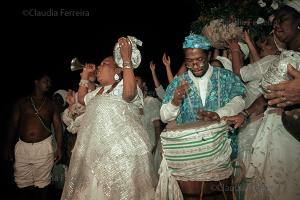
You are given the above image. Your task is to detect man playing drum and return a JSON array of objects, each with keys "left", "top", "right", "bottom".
[{"left": 157, "top": 34, "right": 245, "bottom": 199}]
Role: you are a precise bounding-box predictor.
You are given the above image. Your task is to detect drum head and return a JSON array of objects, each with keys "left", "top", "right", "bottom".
[{"left": 165, "top": 120, "right": 224, "bottom": 131}]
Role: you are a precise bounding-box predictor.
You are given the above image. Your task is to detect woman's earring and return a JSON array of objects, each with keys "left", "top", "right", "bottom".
[
  {"left": 298, "top": 25, "right": 300, "bottom": 30},
  {"left": 114, "top": 74, "right": 120, "bottom": 81}
]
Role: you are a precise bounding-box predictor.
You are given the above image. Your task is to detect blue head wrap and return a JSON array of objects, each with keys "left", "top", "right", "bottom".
[{"left": 182, "top": 33, "right": 211, "bottom": 50}]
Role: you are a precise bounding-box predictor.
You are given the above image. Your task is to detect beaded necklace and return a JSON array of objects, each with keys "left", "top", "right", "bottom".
[
  {"left": 30, "top": 96, "right": 46, "bottom": 114},
  {"left": 30, "top": 96, "right": 51, "bottom": 133}
]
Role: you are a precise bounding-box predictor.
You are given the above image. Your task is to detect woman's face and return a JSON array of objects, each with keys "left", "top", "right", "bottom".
[
  {"left": 135, "top": 77, "right": 147, "bottom": 94},
  {"left": 258, "top": 35, "right": 279, "bottom": 57},
  {"left": 97, "top": 57, "right": 117, "bottom": 85},
  {"left": 273, "top": 8, "right": 299, "bottom": 46}
]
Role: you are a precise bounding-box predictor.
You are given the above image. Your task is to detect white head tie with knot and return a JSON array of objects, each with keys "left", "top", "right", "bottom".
[
  {"left": 215, "top": 56, "right": 233, "bottom": 71},
  {"left": 113, "top": 36, "right": 143, "bottom": 69},
  {"left": 53, "top": 89, "right": 68, "bottom": 107},
  {"left": 284, "top": 0, "right": 300, "bottom": 13},
  {"left": 238, "top": 42, "right": 250, "bottom": 60}
]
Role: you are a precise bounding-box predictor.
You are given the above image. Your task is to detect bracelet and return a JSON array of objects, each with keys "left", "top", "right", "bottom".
[
  {"left": 79, "top": 79, "right": 89, "bottom": 88},
  {"left": 123, "top": 63, "right": 133, "bottom": 69},
  {"left": 244, "top": 109, "right": 250, "bottom": 117},
  {"left": 123, "top": 61, "right": 131, "bottom": 65},
  {"left": 239, "top": 110, "right": 249, "bottom": 119}
]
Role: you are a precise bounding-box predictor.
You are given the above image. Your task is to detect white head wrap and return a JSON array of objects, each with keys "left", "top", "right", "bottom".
[
  {"left": 284, "top": 0, "right": 300, "bottom": 13},
  {"left": 238, "top": 42, "right": 250, "bottom": 60},
  {"left": 113, "top": 36, "right": 143, "bottom": 69},
  {"left": 215, "top": 56, "right": 233, "bottom": 71},
  {"left": 54, "top": 89, "right": 68, "bottom": 106}
]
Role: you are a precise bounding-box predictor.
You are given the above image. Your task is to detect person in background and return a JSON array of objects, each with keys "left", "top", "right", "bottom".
[
  {"left": 224, "top": 1, "right": 300, "bottom": 199},
  {"left": 136, "top": 75, "right": 162, "bottom": 176},
  {"left": 150, "top": 53, "right": 174, "bottom": 101},
  {"left": 5, "top": 70, "right": 63, "bottom": 200}
]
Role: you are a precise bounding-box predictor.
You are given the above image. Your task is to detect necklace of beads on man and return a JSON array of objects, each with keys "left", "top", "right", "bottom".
[{"left": 30, "top": 96, "right": 46, "bottom": 114}]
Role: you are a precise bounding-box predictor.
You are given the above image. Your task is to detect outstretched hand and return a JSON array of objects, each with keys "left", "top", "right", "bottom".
[
  {"left": 162, "top": 53, "right": 171, "bottom": 67},
  {"left": 171, "top": 80, "right": 189, "bottom": 106},
  {"left": 225, "top": 39, "right": 240, "bottom": 52},
  {"left": 66, "top": 89, "right": 76, "bottom": 106},
  {"left": 243, "top": 30, "right": 252, "bottom": 45},
  {"left": 221, "top": 114, "right": 245, "bottom": 129},
  {"left": 118, "top": 37, "right": 132, "bottom": 63},
  {"left": 54, "top": 148, "right": 62, "bottom": 164},
  {"left": 80, "top": 64, "right": 96, "bottom": 79},
  {"left": 265, "top": 65, "right": 300, "bottom": 107},
  {"left": 197, "top": 109, "right": 220, "bottom": 122},
  {"left": 149, "top": 61, "right": 156, "bottom": 71}
]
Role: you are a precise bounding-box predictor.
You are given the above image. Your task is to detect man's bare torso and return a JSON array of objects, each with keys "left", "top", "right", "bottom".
[{"left": 17, "top": 96, "right": 54, "bottom": 143}]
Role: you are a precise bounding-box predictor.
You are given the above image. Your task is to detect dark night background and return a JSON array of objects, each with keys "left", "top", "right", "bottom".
[
  {"left": 1, "top": 0, "right": 203, "bottom": 196},
  {"left": 2, "top": 0, "right": 202, "bottom": 112}
]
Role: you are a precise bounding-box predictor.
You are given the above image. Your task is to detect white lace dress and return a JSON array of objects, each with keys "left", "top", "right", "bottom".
[
  {"left": 245, "top": 50, "right": 300, "bottom": 200},
  {"left": 141, "top": 96, "right": 162, "bottom": 175},
  {"left": 61, "top": 82, "right": 157, "bottom": 200}
]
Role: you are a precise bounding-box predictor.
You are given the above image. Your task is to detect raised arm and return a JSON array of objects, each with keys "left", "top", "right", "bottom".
[
  {"left": 162, "top": 53, "right": 174, "bottom": 83},
  {"left": 52, "top": 102, "right": 63, "bottom": 164},
  {"left": 149, "top": 61, "right": 161, "bottom": 88},
  {"left": 243, "top": 30, "right": 260, "bottom": 63},
  {"left": 226, "top": 39, "right": 243, "bottom": 77},
  {"left": 119, "top": 37, "right": 137, "bottom": 102},
  {"left": 77, "top": 64, "right": 96, "bottom": 105},
  {"left": 212, "top": 48, "right": 220, "bottom": 59}
]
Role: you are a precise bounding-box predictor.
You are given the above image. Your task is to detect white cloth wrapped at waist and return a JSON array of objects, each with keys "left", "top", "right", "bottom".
[{"left": 155, "top": 121, "right": 233, "bottom": 200}]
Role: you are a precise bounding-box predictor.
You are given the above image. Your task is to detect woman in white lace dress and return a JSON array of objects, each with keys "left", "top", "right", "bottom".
[
  {"left": 224, "top": 2, "right": 300, "bottom": 199},
  {"left": 61, "top": 37, "right": 157, "bottom": 200}
]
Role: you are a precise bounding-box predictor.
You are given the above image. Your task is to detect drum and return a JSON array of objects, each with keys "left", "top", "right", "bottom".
[
  {"left": 160, "top": 120, "right": 234, "bottom": 199},
  {"left": 161, "top": 120, "right": 232, "bottom": 179}
]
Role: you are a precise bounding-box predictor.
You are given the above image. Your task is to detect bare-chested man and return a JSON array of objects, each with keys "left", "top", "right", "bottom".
[{"left": 5, "top": 71, "right": 63, "bottom": 200}]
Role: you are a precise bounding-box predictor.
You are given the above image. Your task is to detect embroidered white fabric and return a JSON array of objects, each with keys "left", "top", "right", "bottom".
[
  {"left": 61, "top": 95, "right": 157, "bottom": 200},
  {"left": 113, "top": 36, "right": 142, "bottom": 69},
  {"left": 246, "top": 107, "right": 300, "bottom": 199},
  {"left": 261, "top": 50, "right": 300, "bottom": 93}
]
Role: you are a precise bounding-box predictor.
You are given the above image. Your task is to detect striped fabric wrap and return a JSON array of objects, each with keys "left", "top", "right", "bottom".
[{"left": 155, "top": 121, "right": 233, "bottom": 200}]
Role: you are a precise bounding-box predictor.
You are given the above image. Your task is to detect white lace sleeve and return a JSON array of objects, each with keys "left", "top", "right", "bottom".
[
  {"left": 155, "top": 85, "right": 166, "bottom": 100},
  {"left": 67, "top": 114, "right": 85, "bottom": 134}
]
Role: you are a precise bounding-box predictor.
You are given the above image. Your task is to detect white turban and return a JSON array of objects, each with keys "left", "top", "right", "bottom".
[
  {"left": 215, "top": 56, "right": 233, "bottom": 71},
  {"left": 54, "top": 89, "right": 68, "bottom": 106},
  {"left": 113, "top": 36, "right": 143, "bottom": 69},
  {"left": 238, "top": 42, "right": 250, "bottom": 60},
  {"left": 284, "top": 0, "right": 300, "bottom": 13}
]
